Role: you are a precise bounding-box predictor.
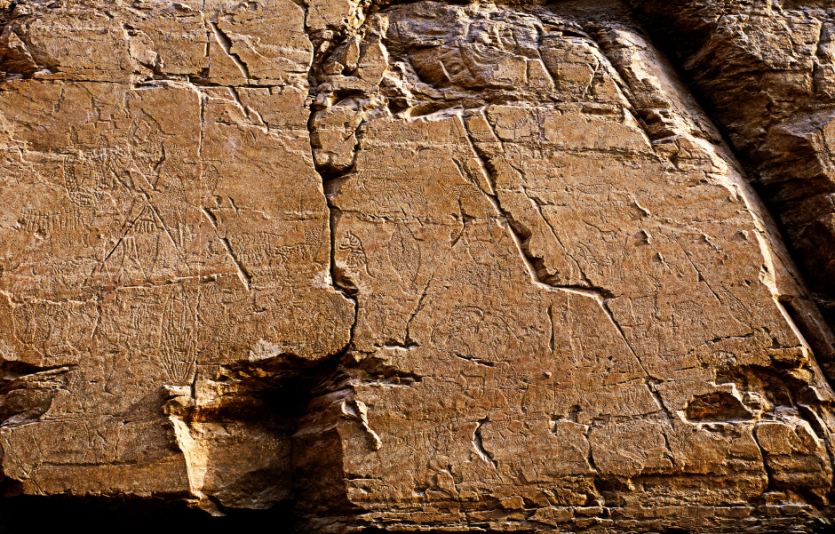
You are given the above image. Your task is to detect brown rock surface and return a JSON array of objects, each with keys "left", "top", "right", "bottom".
[
  {"left": 0, "top": 0, "right": 834, "bottom": 532},
  {"left": 627, "top": 0, "right": 835, "bottom": 368}
]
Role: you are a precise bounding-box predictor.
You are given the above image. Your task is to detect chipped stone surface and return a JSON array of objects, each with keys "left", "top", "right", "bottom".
[{"left": 0, "top": 0, "right": 834, "bottom": 532}]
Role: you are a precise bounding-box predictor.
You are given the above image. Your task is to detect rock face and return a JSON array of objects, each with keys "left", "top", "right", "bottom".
[
  {"left": 628, "top": 0, "right": 835, "bottom": 357},
  {"left": 0, "top": 0, "right": 834, "bottom": 532}
]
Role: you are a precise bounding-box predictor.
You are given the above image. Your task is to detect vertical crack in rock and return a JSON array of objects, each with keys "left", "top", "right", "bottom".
[
  {"left": 472, "top": 418, "right": 497, "bottom": 469},
  {"left": 208, "top": 22, "right": 251, "bottom": 81},
  {"left": 750, "top": 424, "right": 778, "bottom": 500},
  {"left": 196, "top": 86, "right": 205, "bottom": 161},
  {"left": 302, "top": 32, "right": 360, "bottom": 341}
]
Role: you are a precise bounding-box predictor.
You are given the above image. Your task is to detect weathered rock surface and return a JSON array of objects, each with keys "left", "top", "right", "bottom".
[
  {"left": 628, "top": 0, "right": 835, "bottom": 363},
  {"left": 0, "top": 0, "right": 834, "bottom": 532}
]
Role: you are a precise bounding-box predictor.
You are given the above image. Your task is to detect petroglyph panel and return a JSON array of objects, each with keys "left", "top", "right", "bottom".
[
  {"left": 0, "top": 0, "right": 834, "bottom": 532},
  {"left": 0, "top": 1, "right": 352, "bottom": 509}
]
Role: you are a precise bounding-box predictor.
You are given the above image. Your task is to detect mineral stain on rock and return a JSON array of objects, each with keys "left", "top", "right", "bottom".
[{"left": 0, "top": 0, "right": 834, "bottom": 532}]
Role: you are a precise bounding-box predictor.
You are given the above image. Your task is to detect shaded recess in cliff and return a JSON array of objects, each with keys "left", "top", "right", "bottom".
[{"left": 0, "top": 494, "right": 294, "bottom": 531}]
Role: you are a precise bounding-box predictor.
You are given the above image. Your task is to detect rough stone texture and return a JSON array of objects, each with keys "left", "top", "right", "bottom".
[
  {"left": 0, "top": 0, "right": 834, "bottom": 532},
  {"left": 627, "top": 0, "right": 835, "bottom": 363}
]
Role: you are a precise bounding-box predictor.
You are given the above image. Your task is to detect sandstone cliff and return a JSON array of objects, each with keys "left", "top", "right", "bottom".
[{"left": 0, "top": 0, "right": 834, "bottom": 532}]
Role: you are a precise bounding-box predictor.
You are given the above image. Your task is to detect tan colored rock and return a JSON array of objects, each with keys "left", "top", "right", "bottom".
[
  {"left": 0, "top": 0, "right": 833, "bottom": 532},
  {"left": 627, "top": 0, "right": 835, "bottom": 366},
  {"left": 0, "top": 0, "right": 353, "bottom": 511}
]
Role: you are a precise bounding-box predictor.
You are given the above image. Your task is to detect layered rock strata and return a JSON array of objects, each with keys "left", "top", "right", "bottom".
[{"left": 0, "top": 0, "right": 833, "bottom": 532}]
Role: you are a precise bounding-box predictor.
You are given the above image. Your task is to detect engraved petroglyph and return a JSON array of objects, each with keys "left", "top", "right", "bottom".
[{"left": 0, "top": 0, "right": 832, "bottom": 532}]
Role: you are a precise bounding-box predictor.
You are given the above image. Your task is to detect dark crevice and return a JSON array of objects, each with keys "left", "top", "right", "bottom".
[
  {"left": 472, "top": 417, "right": 497, "bottom": 468},
  {"left": 169, "top": 348, "right": 357, "bottom": 526},
  {"left": 0, "top": 494, "right": 294, "bottom": 531},
  {"left": 0, "top": 360, "right": 75, "bottom": 382},
  {"left": 780, "top": 294, "right": 835, "bottom": 379}
]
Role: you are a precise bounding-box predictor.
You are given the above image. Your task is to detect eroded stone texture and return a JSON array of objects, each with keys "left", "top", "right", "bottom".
[
  {"left": 0, "top": 0, "right": 354, "bottom": 512},
  {"left": 627, "top": 0, "right": 835, "bottom": 366},
  {"left": 0, "top": 0, "right": 834, "bottom": 532}
]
